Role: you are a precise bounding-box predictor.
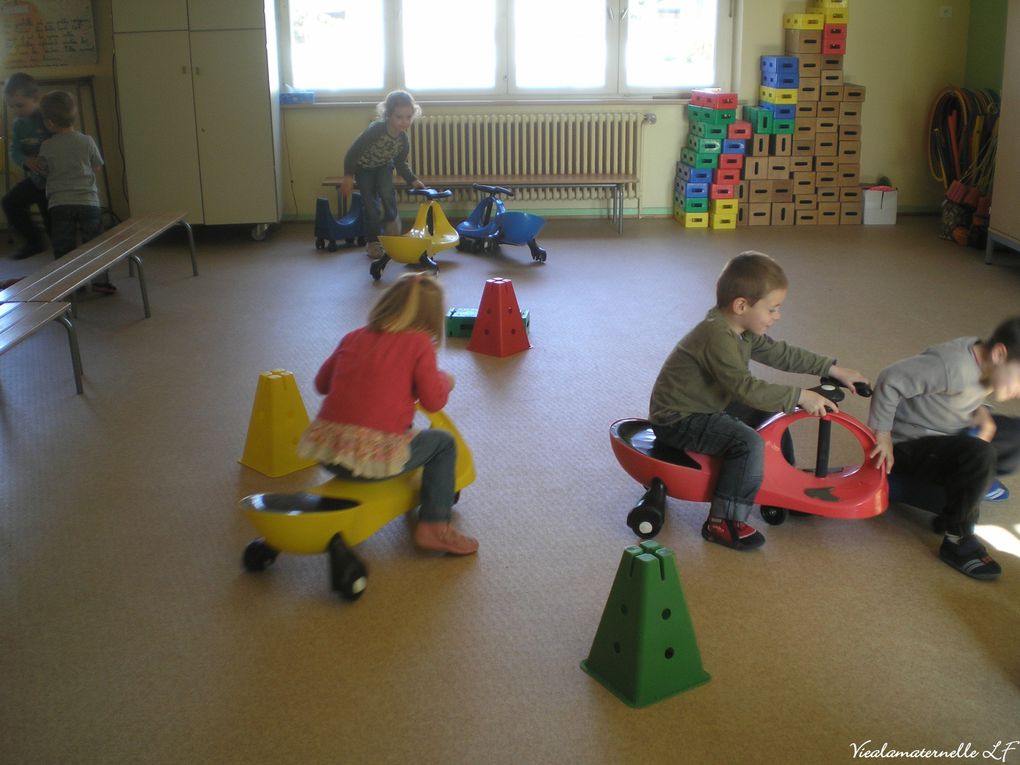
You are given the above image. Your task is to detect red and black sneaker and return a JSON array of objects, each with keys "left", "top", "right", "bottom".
[{"left": 702, "top": 517, "right": 765, "bottom": 551}]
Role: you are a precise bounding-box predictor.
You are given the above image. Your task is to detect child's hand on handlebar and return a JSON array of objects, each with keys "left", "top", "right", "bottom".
[
  {"left": 799, "top": 388, "right": 839, "bottom": 416},
  {"left": 827, "top": 365, "right": 869, "bottom": 394},
  {"left": 411, "top": 179, "right": 426, "bottom": 190}
]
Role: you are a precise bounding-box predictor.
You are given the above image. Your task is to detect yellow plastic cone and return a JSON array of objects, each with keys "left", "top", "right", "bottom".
[{"left": 239, "top": 369, "right": 318, "bottom": 477}]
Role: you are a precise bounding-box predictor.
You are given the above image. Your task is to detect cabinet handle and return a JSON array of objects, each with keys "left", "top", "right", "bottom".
[
  {"left": 194, "top": 67, "right": 201, "bottom": 75},
  {"left": 182, "top": 66, "right": 187, "bottom": 74}
]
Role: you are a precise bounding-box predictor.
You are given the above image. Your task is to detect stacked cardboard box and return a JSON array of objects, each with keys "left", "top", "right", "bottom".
[
  {"left": 787, "top": 0, "right": 863, "bottom": 225},
  {"left": 673, "top": 89, "right": 744, "bottom": 230}
]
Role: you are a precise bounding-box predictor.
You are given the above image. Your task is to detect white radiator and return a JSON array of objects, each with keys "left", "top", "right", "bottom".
[{"left": 408, "top": 113, "right": 643, "bottom": 201}]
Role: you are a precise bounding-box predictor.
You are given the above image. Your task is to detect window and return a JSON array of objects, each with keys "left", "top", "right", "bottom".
[{"left": 281, "top": 0, "right": 734, "bottom": 99}]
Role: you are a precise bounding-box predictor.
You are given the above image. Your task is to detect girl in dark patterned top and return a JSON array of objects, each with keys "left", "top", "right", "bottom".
[{"left": 339, "top": 90, "right": 425, "bottom": 260}]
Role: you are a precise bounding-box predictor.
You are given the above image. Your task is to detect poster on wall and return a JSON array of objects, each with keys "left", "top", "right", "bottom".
[{"left": 1, "top": 0, "right": 97, "bottom": 68}]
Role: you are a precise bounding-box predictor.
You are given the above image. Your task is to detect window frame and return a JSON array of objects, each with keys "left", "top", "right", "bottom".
[{"left": 278, "top": 0, "right": 736, "bottom": 102}]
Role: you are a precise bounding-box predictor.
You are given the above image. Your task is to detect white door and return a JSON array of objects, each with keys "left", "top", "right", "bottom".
[
  {"left": 114, "top": 32, "right": 205, "bottom": 221},
  {"left": 190, "top": 30, "right": 279, "bottom": 225}
]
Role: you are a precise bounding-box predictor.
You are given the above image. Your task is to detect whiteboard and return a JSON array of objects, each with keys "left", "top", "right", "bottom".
[{"left": 1, "top": 0, "right": 97, "bottom": 68}]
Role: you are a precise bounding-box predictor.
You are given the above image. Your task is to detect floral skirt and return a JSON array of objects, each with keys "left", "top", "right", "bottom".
[{"left": 297, "top": 419, "right": 413, "bottom": 479}]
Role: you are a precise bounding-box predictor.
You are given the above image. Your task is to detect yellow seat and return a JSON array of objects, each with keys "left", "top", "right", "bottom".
[
  {"left": 378, "top": 200, "right": 461, "bottom": 265},
  {"left": 239, "top": 408, "right": 475, "bottom": 555}
]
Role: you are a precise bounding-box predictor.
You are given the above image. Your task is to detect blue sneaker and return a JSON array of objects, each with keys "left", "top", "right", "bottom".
[{"left": 985, "top": 480, "right": 1010, "bottom": 502}]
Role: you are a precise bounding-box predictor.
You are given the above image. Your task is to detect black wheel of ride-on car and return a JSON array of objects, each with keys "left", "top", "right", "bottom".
[
  {"left": 329, "top": 534, "right": 367, "bottom": 601},
  {"left": 760, "top": 506, "right": 789, "bottom": 525},
  {"left": 242, "top": 538, "right": 279, "bottom": 572},
  {"left": 627, "top": 503, "right": 664, "bottom": 539}
]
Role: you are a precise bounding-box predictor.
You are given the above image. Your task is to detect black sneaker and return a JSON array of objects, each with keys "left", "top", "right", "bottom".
[
  {"left": 938, "top": 535, "right": 1001, "bottom": 580},
  {"left": 701, "top": 518, "right": 765, "bottom": 551}
]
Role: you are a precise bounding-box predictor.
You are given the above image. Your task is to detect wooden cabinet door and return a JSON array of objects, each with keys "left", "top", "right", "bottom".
[
  {"left": 187, "top": 0, "right": 266, "bottom": 31},
  {"left": 113, "top": 32, "right": 205, "bottom": 221},
  {"left": 111, "top": 0, "right": 188, "bottom": 32},
  {"left": 190, "top": 30, "right": 279, "bottom": 224}
]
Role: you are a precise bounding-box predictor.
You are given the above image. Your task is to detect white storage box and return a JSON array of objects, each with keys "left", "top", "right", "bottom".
[{"left": 863, "top": 186, "right": 897, "bottom": 225}]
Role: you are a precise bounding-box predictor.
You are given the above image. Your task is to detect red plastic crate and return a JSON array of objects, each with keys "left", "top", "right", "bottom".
[
  {"left": 714, "top": 168, "right": 741, "bottom": 185},
  {"left": 822, "top": 37, "right": 846, "bottom": 54},
  {"left": 728, "top": 120, "right": 753, "bottom": 139},
  {"left": 709, "top": 183, "right": 736, "bottom": 199},
  {"left": 690, "top": 88, "right": 738, "bottom": 109},
  {"left": 823, "top": 23, "right": 847, "bottom": 38},
  {"left": 719, "top": 154, "right": 744, "bottom": 170}
]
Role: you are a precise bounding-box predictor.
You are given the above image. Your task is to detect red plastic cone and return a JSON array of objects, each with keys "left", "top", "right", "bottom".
[{"left": 466, "top": 278, "right": 531, "bottom": 357}]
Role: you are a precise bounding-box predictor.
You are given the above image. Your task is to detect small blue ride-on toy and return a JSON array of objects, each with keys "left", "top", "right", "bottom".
[
  {"left": 314, "top": 192, "right": 366, "bottom": 252},
  {"left": 456, "top": 184, "right": 547, "bottom": 263}
]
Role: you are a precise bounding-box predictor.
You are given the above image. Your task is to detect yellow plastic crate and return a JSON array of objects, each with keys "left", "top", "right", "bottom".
[
  {"left": 760, "top": 86, "right": 799, "bottom": 104},
  {"left": 709, "top": 213, "right": 737, "bottom": 230},
  {"left": 808, "top": 0, "right": 848, "bottom": 9},
  {"left": 679, "top": 212, "right": 709, "bottom": 228},
  {"left": 783, "top": 12, "right": 824, "bottom": 30},
  {"left": 711, "top": 199, "right": 738, "bottom": 215}
]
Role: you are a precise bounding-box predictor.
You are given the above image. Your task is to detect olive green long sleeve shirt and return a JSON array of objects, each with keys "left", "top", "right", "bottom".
[{"left": 649, "top": 308, "right": 835, "bottom": 425}]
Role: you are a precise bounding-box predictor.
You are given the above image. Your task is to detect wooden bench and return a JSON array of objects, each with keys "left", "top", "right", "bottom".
[
  {"left": 0, "top": 301, "right": 83, "bottom": 394},
  {"left": 0, "top": 211, "right": 197, "bottom": 319},
  {"left": 322, "top": 174, "right": 636, "bottom": 234}
]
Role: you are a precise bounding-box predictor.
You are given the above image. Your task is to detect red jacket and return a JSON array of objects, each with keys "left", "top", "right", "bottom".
[{"left": 313, "top": 327, "right": 450, "bottom": 433}]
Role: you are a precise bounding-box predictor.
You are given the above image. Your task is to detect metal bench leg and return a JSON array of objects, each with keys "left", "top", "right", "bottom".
[
  {"left": 57, "top": 311, "right": 84, "bottom": 395},
  {"left": 129, "top": 254, "right": 151, "bottom": 318},
  {"left": 179, "top": 220, "right": 198, "bottom": 275}
]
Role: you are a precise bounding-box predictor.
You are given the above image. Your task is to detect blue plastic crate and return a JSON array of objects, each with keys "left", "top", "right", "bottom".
[
  {"left": 676, "top": 164, "right": 713, "bottom": 184},
  {"left": 759, "top": 102, "right": 797, "bottom": 120},
  {"left": 761, "top": 55, "right": 799, "bottom": 74},
  {"left": 722, "top": 139, "right": 746, "bottom": 155},
  {"left": 684, "top": 182, "right": 709, "bottom": 199},
  {"left": 762, "top": 71, "right": 800, "bottom": 88}
]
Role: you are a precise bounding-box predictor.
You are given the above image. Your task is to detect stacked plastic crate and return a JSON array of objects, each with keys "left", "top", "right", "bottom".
[
  {"left": 740, "top": 56, "right": 798, "bottom": 226},
  {"left": 784, "top": 0, "right": 865, "bottom": 225},
  {"left": 673, "top": 89, "right": 743, "bottom": 230}
]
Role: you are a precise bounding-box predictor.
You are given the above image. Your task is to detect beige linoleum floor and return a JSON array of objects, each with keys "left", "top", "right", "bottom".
[{"left": 2, "top": 216, "right": 1018, "bottom": 764}]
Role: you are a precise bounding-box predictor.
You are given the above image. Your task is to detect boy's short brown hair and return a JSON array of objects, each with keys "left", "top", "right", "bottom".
[
  {"left": 40, "top": 91, "right": 77, "bottom": 128},
  {"left": 3, "top": 72, "right": 39, "bottom": 100},
  {"left": 716, "top": 251, "right": 789, "bottom": 308}
]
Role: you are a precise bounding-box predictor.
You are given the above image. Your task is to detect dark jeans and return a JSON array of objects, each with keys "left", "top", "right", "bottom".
[
  {"left": 49, "top": 204, "right": 102, "bottom": 257},
  {"left": 323, "top": 429, "right": 456, "bottom": 522},
  {"left": 890, "top": 415, "right": 1020, "bottom": 536},
  {"left": 355, "top": 165, "right": 398, "bottom": 243},
  {"left": 2, "top": 177, "right": 50, "bottom": 246}
]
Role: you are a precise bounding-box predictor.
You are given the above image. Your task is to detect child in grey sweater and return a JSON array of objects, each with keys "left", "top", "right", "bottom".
[{"left": 869, "top": 316, "right": 1020, "bottom": 580}]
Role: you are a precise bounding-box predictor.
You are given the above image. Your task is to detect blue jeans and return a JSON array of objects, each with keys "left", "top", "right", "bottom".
[
  {"left": 355, "top": 165, "right": 398, "bottom": 243},
  {"left": 49, "top": 204, "right": 102, "bottom": 258},
  {"left": 653, "top": 411, "right": 765, "bottom": 522},
  {"left": 323, "top": 429, "right": 456, "bottom": 522}
]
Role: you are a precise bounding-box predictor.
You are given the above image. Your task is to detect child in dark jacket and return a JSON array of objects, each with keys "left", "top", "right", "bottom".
[
  {"left": 337, "top": 90, "right": 425, "bottom": 260},
  {"left": 2, "top": 73, "right": 51, "bottom": 258}
]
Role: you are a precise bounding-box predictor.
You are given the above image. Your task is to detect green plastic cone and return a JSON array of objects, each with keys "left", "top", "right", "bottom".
[{"left": 581, "top": 540, "right": 710, "bottom": 707}]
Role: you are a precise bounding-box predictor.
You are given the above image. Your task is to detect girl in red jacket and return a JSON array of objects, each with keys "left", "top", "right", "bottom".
[{"left": 298, "top": 273, "right": 478, "bottom": 555}]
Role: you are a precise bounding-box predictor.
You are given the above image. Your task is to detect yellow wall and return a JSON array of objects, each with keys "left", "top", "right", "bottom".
[
  {"left": 10, "top": 0, "right": 969, "bottom": 221},
  {"left": 284, "top": 0, "right": 970, "bottom": 219}
]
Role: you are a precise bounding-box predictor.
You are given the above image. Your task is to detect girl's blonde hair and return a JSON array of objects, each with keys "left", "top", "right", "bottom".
[
  {"left": 377, "top": 89, "right": 422, "bottom": 121},
  {"left": 368, "top": 273, "right": 445, "bottom": 343}
]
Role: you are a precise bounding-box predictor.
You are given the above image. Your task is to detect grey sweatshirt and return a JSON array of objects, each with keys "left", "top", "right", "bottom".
[{"left": 868, "top": 336, "right": 989, "bottom": 443}]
